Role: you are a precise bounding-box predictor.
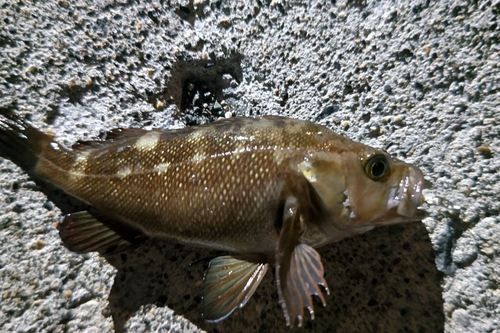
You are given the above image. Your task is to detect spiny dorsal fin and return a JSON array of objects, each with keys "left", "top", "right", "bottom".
[
  {"left": 202, "top": 254, "right": 268, "bottom": 322},
  {"left": 71, "top": 128, "right": 149, "bottom": 153},
  {"left": 58, "top": 211, "right": 144, "bottom": 256}
]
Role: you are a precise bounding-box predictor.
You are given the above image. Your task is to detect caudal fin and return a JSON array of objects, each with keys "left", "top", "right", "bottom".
[{"left": 0, "top": 108, "right": 55, "bottom": 172}]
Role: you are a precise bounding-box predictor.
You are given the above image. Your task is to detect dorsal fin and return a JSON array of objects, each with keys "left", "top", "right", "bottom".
[{"left": 71, "top": 128, "right": 149, "bottom": 153}]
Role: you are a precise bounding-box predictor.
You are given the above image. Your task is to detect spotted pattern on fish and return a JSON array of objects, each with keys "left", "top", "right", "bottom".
[
  {"left": 0, "top": 111, "right": 426, "bottom": 327},
  {"left": 31, "top": 118, "right": 325, "bottom": 249}
]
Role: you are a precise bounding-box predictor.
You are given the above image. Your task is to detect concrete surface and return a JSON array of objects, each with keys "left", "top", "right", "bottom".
[{"left": 0, "top": 0, "right": 499, "bottom": 332}]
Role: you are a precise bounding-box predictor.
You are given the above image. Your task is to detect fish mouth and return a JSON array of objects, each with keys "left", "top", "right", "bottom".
[{"left": 378, "top": 166, "right": 427, "bottom": 224}]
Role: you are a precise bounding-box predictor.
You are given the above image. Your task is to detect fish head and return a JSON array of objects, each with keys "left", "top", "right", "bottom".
[
  {"left": 298, "top": 145, "right": 426, "bottom": 234},
  {"left": 340, "top": 147, "right": 427, "bottom": 226}
]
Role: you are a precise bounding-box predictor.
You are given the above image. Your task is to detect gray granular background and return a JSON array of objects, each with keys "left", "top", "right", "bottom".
[{"left": 0, "top": 0, "right": 499, "bottom": 332}]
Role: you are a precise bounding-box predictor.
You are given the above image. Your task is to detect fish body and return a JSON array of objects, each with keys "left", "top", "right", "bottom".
[{"left": 0, "top": 111, "right": 426, "bottom": 326}]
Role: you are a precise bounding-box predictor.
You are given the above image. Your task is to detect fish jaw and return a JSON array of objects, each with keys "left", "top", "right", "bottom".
[
  {"left": 347, "top": 165, "right": 427, "bottom": 226},
  {"left": 369, "top": 165, "right": 427, "bottom": 226},
  {"left": 316, "top": 147, "right": 429, "bottom": 230}
]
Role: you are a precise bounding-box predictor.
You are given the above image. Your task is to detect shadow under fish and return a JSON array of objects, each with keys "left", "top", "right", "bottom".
[{"left": 105, "top": 223, "right": 443, "bottom": 333}]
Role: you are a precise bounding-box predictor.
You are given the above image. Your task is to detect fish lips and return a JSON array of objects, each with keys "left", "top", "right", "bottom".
[{"left": 377, "top": 166, "right": 427, "bottom": 225}]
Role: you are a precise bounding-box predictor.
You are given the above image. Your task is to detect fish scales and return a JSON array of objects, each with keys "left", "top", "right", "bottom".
[
  {"left": 0, "top": 111, "right": 427, "bottom": 327},
  {"left": 35, "top": 117, "right": 345, "bottom": 252}
]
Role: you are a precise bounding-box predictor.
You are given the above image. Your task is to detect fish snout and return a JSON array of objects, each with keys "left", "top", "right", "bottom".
[{"left": 386, "top": 166, "right": 426, "bottom": 218}]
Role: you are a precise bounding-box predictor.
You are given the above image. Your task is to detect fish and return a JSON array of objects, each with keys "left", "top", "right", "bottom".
[{"left": 0, "top": 109, "right": 426, "bottom": 327}]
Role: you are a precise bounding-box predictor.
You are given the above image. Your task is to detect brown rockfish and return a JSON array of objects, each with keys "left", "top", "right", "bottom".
[{"left": 0, "top": 109, "right": 426, "bottom": 327}]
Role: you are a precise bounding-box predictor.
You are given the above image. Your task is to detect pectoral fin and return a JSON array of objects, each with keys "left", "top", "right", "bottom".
[
  {"left": 58, "top": 211, "right": 144, "bottom": 256},
  {"left": 276, "top": 199, "right": 330, "bottom": 327},
  {"left": 202, "top": 255, "right": 268, "bottom": 322}
]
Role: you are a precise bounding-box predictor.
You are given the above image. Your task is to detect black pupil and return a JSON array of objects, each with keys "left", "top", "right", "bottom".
[{"left": 371, "top": 161, "right": 386, "bottom": 177}]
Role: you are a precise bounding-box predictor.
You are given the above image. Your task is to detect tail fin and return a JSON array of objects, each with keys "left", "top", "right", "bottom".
[{"left": 0, "top": 108, "right": 55, "bottom": 172}]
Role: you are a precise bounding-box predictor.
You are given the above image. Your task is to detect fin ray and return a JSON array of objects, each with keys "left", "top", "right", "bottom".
[
  {"left": 71, "top": 128, "right": 149, "bottom": 153},
  {"left": 202, "top": 255, "right": 268, "bottom": 322},
  {"left": 58, "top": 211, "right": 143, "bottom": 256},
  {"left": 275, "top": 199, "right": 330, "bottom": 327},
  {"left": 0, "top": 108, "right": 57, "bottom": 171}
]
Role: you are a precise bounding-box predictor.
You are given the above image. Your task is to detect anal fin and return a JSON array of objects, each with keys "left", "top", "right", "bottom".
[
  {"left": 58, "top": 211, "right": 143, "bottom": 256},
  {"left": 202, "top": 254, "right": 268, "bottom": 322},
  {"left": 276, "top": 198, "right": 330, "bottom": 327}
]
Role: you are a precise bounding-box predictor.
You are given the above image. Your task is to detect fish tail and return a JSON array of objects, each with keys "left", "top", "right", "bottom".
[{"left": 0, "top": 108, "right": 58, "bottom": 172}]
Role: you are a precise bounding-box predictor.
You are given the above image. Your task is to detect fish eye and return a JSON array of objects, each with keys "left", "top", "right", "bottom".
[{"left": 364, "top": 155, "right": 390, "bottom": 181}]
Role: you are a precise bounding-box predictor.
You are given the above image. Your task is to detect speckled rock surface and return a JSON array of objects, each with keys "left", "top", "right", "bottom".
[{"left": 0, "top": 0, "right": 498, "bottom": 332}]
